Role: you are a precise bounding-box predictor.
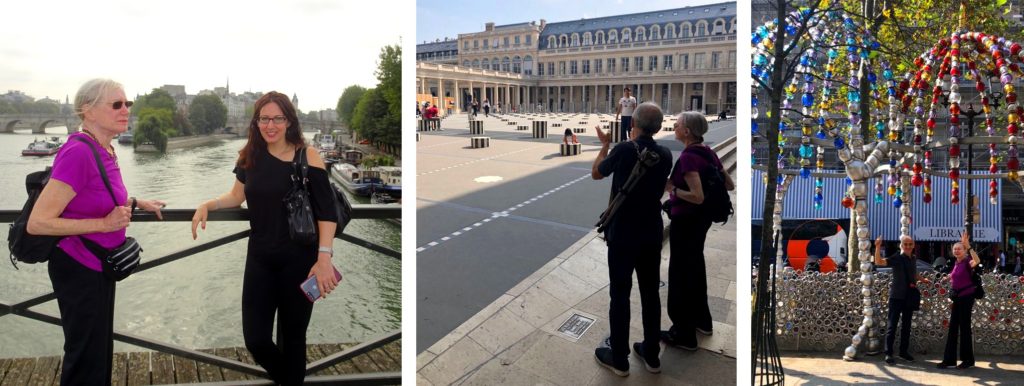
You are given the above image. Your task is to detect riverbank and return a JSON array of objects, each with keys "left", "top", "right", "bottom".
[{"left": 134, "top": 133, "right": 238, "bottom": 153}]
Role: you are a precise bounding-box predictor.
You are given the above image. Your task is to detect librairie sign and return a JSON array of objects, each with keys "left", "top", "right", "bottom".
[{"left": 912, "top": 227, "right": 999, "bottom": 242}]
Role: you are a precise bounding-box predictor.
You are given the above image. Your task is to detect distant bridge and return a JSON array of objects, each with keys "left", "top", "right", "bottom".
[{"left": 1, "top": 114, "right": 340, "bottom": 136}]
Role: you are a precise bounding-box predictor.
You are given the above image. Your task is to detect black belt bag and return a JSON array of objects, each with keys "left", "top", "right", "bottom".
[{"left": 81, "top": 236, "right": 142, "bottom": 281}]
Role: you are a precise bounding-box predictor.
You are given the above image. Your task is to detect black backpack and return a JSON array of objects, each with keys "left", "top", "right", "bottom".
[
  {"left": 8, "top": 167, "right": 62, "bottom": 268},
  {"left": 689, "top": 147, "right": 733, "bottom": 224}
]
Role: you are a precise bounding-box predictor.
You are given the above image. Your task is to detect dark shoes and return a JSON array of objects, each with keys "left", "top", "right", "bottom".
[
  {"left": 632, "top": 342, "right": 661, "bottom": 374},
  {"left": 696, "top": 326, "right": 714, "bottom": 336},
  {"left": 885, "top": 355, "right": 895, "bottom": 364},
  {"left": 897, "top": 352, "right": 915, "bottom": 362},
  {"left": 957, "top": 362, "right": 975, "bottom": 369},
  {"left": 594, "top": 347, "right": 629, "bottom": 377},
  {"left": 661, "top": 330, "right": 698, "bottom": 351},
  {"left": 936, "top": 361, "right": 956, "bottom": 369}
]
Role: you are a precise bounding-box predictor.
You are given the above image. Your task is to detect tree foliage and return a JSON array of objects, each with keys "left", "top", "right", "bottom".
[
  {"left": 188, "top": 94, "right": 228, "bottom": 135},
  {"left": 336, "top": 85, "right": 367, "bottom": 126},
  {"left": 133, "top": 88, "right": 183, "bottom": 137},
  {"left": 134, "top": 107, "right": 173, "bottom": 153},
  {"left": 375, "top": 44, "right": 402, "bottom": 119}
]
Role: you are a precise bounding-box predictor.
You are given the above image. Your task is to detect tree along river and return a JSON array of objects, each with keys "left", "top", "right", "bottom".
[{"left": 0, "top": 129, "right": 400, "bottom": 357}]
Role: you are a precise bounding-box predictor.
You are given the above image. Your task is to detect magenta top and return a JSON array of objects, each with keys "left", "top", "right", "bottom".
[
  {"left": 950, "top": 257, "right": 975, "bottom": 298},
  {"left": 51, "top": 132, "right": 127, "bottom": 271}
]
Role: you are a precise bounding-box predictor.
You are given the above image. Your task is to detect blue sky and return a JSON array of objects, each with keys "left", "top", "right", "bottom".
[{"left": 416, "top": 0, "right": 730, "bottom": 43}]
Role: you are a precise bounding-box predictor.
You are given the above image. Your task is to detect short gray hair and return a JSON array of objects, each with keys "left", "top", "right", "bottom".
[
  {"left": 899, "top": 234, "right": 914, "bottom": 243},
  {"left": 678, "top": 111, "right": 708, "bottom": 139},
  {"left": 74, "top": 78, "right": 123, "bottom": 120},
  {"left": 632, "top": 102, "right": 662, "bottom": 136}
]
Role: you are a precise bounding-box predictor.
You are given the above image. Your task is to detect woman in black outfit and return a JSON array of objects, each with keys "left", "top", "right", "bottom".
[
  {"left": 191, "top": 91, "right": 339, "bottom": 385},
  {"left": 661, "top": 111, "right": 735, "bottom": 350}
]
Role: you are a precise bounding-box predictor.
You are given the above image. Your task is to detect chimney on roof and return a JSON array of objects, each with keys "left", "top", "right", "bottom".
[
  {"left": 485, "top": 22, "right": 494, "bottom": 31},
  {"left": 540, "top": 19, "right": 546, "bottom": 30}
]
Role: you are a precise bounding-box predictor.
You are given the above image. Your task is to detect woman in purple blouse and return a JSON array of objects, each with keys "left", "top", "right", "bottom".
[
  {"left": 937, "top": 230, "right": 980, "bottom": 369},
  {"left": 27, "top": 78, "right": 166, "bottom": 385}
]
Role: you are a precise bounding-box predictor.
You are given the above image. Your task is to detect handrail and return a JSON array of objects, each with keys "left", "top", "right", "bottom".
[{"left": 1, "top": 204, "right": 402, "bottom": 383}]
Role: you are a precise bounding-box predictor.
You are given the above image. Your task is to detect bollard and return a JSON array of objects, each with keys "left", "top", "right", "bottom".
[
  {"left": 609, "top": 121, "right": 622, "bottom": 143},
  {"left": 517, "top": 125, "right": 528, "bottom": 131},
  {"left": 532, "top": 121, "right": 548, "bottom": 138},
  {"left": 560, "top": 143, "right": 582, "bottom": 156},
  {"left": 416, "top": 132, "right": 420, "bottom": 142},
  {"left": 573, "top": 128, "right": 586, "bottom": 134},
  {"left": 471, "top": 136, "right": 490, "bottom": 148},
  {"left": 418, "top": 120, "right": 430, "bottom": 132},
  {"left": 470, "top": 120, "right": 484, "bottom": 135}
]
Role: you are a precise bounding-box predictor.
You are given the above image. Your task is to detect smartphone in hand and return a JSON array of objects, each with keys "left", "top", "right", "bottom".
[{"left": 300, "top": 267, "right": 343, "bottom": 303}]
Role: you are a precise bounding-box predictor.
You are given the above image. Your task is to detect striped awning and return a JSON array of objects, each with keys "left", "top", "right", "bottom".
[{"left": 752, "top": 170, "right": 1003, "bottom": 242}]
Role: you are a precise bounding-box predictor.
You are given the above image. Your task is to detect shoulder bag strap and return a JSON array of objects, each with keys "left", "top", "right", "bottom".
[{"left": 72, "top": 136, "right": 118, "bottom": 207}]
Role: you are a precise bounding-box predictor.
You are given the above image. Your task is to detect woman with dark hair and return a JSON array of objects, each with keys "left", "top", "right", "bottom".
[
  {"left": 191, "top": 91, "right": 339, "bottom": 385},
  {"left": 28, "top": 78, "right": 166, "bottom": 385},
  {"left": 937, "top": 230, "right": 980, "bottom": 369},
  {"left": 662, "top": 111, "right": 735, "bottom": 350}
]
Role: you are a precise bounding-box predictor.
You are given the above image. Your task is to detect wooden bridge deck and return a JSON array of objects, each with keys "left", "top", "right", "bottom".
[{"left": 0, "top": 340, "right": 401, "bottom": 385}]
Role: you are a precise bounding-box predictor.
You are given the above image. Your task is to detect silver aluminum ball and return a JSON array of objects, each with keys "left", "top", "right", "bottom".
[
  {"left": 845, "top": 346, "right": 858, "bottom": 359},
  {"left": 864, "top": 317, "right": 874, "bottom": 328},
  {"left": 861, "top": 262, "right": 873, "bottom": 272}
]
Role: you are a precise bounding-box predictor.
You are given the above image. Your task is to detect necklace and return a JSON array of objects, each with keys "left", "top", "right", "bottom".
[{"left": 81, "top": 129, "right": 118, "bottom": 165}]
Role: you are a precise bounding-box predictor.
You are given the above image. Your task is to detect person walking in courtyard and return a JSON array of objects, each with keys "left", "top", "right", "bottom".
[
  {"left": 937, "top": 230, "right": 980, "bottom": 369},
  {"left": 471, "top": 99, "right": 479, "bottom": 118},
  {"left": 591, "top": 102, "right": 672, "bottom": 376},
  {"left": 191, "top": 92, "right": 340, "bottom": 385},
  {"left": 661, "top": 111, "right": 735, "bottom": 350},
  {"left": 615, "top": 87, "right": 637, "bottom": 142},
  {"left": 874, "top": 234, "right": 930, "bottom": 365},
  {"left": 28, "top": 78, "right": 167, "bottom": 385},
  {"left": 482, "top": 98, "right": 491, "bottom": 117}
]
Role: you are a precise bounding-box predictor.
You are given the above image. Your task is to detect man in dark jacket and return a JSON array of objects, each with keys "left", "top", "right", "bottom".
[
  {"left": 591, "top": 102, "right": 672, "bottom": 376},
  {"left": 874, "top": 234, "right": 931, "bottom": 364}
]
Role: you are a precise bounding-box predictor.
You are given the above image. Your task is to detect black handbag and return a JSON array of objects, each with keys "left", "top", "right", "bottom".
[
  {"left": 330, "top": 182, "right": 353, "bottom": 234},
  {"left": 78, "top": 137, "right": 143, "bottom": 281},
  {"left": 284, "top": 148, "right": 318, "bottom": 245},
  {"left": 971, "top": 266, "right": 985, "bottom": 299},
  {"left": 904, "top": 258, "right": 921, "bottom": 311}
]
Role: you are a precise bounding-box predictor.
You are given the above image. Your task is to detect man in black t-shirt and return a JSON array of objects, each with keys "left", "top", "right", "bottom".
[
  {"left": 591, "top": 102, "right": 672, "bottom": 376},
  {"left": 874, "top": 235, "right": 931, "bottom": 364}
]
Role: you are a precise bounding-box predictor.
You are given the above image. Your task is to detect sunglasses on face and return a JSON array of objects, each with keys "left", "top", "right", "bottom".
[{"left": 108, "top": 100, "right": 133, "bottom": 110}]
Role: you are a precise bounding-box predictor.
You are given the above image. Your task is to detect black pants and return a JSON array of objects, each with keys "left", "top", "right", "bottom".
[
  {"left": 942, "top": 296, "right": 976, "bottom": 364},
  {"left": 49, "top": 247, "right": 116, "bottom": 386},
  {"left": 242, "top": 249, "right": 316, "bottom": 386},
  {"left": 606, "top": 243, "right": 661, "bottom": 362},
  {"left": 620, "top": 116, "right": 633, "bottom": 142},
  {"left": 885, "top": 298, "right": 914, "bottom": 356},
  {"left": 667, "top": 218, "right": 713, "bottom": 338}
]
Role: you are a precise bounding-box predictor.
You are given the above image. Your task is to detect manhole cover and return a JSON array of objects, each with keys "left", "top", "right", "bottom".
[
  {"left": 474, "top": 176, "right": 503, "bottom": 183},
  {"left": 556, "top": 313, "right": 595, "bottom": 341}
]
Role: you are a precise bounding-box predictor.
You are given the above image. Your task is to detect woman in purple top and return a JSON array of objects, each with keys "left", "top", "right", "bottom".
[
  {"left": 937, "top": 230, "right": 981, "bottom": 369},
  {"left": 27, "top": 78, "right": 166, "bottom": 386},
  {"left": 661, "top": 111, "right": 735, "bottom": 350}
]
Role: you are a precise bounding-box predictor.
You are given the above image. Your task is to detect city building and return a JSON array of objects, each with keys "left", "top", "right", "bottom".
[{"left": 416, "top": 2, "right": 737, "bottom": 115}]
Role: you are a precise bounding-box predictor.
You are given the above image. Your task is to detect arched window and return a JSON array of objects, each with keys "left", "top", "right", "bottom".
[
  {"left": 481, "top": 58, "right": 489, "bottom": 69},
  {"left": 492, "top": 57, "right": 500, "bottom": 70},
  {"left": 665, "top": 23, "right": 676, "bottom": 38},
  {"left": 596, "top": 30, "right": 605, "bottom": 45},
  {"left": 696, "top": 21, "right": 708, "bottom": 36},
  {"left": 571, "top": 33, "right": 579, "bottom": 47},
  {"left": 502, "top": 57, "right": 511, "bottom": 72},
  {"left": 583, "top": 32, "right": 592, "bottom": 45},
  {"left": 559, "top": 34, "right": 568, "bottom": 47},
  {"left": 463, "top": 60, "right": 470, "bottom": 67},
  {"left": 651, "top": 25, "right": 660, "bottom": 40},
  {"left": 713, "top": 18, "right": 726, "bottom": 35},
  {"left": 621, "top": 28, "right": 631, "bottom": 42},
  {"left": 523, "top": 55, "right": 533, "bottom": 75},
  {"left": 608, "top": 29, "right": 618, "bottom": 43},
  {"left": 730, "top": 17, "right": 736, "bottom": 33},
  {"left": 548, "top": 36, "right": 556, "bottom": 48},
  {"left": 680, "top": 22, "right": 692, "bottom": 37},
  {"left": 635, "top": 26, "right": 645, "bottom": 41},
  {"left": 512, "top": 56, "right": 521, "bottom": 73}
]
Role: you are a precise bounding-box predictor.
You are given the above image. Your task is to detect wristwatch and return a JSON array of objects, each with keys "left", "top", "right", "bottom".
[{"left": 318, "top": 246, "right": 333, "bottom": 257}]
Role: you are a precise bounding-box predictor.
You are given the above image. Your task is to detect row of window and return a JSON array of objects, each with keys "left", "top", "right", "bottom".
[
  {"left": 543, "top": 18, "right": 736, "bottom": 49},
  {"left": 464, "top": 34, "right": 535, "bottom": 50},
  {"left": 461, "top": 52, "right": 736, "bottom": 75}
]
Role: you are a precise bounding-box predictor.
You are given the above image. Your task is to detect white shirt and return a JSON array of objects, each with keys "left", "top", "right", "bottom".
[{"left": 618, "top": 96, "right": 637, "bottom": 116}]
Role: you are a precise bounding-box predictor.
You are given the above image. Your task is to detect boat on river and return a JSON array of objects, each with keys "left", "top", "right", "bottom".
[
  {"left": 21, "top": 137, "right": 63, "bottom": 156},
  {"left": 330, "top": 163, "right": 402, "bottom": 198},
  {"left": 118, "top": 131, "right": 134, "bottom": 144}
]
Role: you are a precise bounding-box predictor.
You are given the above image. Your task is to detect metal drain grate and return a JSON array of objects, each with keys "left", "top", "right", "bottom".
[{"left": 556, "top": 313, "right": 595, "bottom": 341}]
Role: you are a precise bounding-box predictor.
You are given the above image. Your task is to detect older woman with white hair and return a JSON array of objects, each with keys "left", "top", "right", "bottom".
[
  {"left": 28, "top": 78, "right": 165, "bottom": 385},
  {"left": 661, "top": 111, "right": 735, "bottom": 350},
  {"left": 937, "top": 230, "right": 980, "bottom": 369}
]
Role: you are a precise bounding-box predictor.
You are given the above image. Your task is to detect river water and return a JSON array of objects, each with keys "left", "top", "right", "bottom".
[{"left": 0, "top": 128, "right": 401, "bottom": 358}]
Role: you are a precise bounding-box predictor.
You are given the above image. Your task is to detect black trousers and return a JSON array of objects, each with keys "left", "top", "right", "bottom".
[
  {"left": 242, "top": 249, "right": 316, "bottom": 386},
  {"left": 942, "top": 296, "right": 976, "bottom": 364},
  {"left": 49, "top": 247, "right": 116, "bottom": 386},
  {"left": 667, "top": 218, "right": 713, "bottom": 338},
  {"left": 606, "top": 243, "right": 661, "bottom": 362},
  {"left": 620, "top": 116, "right": 633, "bottom": 142},
  {"left": 885, "top": 298, "right": 914, "bottom": 356}
]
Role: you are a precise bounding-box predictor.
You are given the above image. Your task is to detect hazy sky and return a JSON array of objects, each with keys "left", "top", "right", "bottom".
[
  {"left": 1, "top": 0, "right": 411, "bottom": 111},
  {"left": 416, "top": 0, "right": 729, "bottom": 43}
]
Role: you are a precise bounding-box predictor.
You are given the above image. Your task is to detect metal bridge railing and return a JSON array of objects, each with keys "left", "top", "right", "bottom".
[{"left": 1, "top": 205, "right": 401, "bottom": 385}]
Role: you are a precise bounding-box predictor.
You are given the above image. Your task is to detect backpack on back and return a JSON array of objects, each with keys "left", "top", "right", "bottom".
[
  {"left": 8, "top": 166, "right": 62, "bottom": 268},
  {"left": 690, "top": 147, "right": 733, "bottom": 225}
]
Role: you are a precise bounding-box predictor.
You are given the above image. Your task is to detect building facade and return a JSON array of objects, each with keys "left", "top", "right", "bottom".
[{"left": 416, "top": 2, "right": 737, "bottom": 115}]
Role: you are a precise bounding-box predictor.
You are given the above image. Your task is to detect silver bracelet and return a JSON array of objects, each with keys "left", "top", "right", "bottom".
[{"left": 318, "top": 246, "right": 333, "bottom": 256}]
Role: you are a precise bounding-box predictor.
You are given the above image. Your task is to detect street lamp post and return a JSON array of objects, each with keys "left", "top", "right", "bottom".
[{"left": 961, "top": 104, "right": 981, "bottom": 238}]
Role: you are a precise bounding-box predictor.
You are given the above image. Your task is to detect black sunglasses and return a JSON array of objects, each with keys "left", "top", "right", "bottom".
[{"left": 109, "top": 101, "right": 134, "bottom": 110}]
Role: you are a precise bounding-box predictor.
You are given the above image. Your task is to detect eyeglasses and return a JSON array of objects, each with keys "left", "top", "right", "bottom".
[
  {"left": 257, "top": 116, "right": 287, "bottom": 125},
  {"left": 108, "top": 100, "right": 133, "bottom": 110}
]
